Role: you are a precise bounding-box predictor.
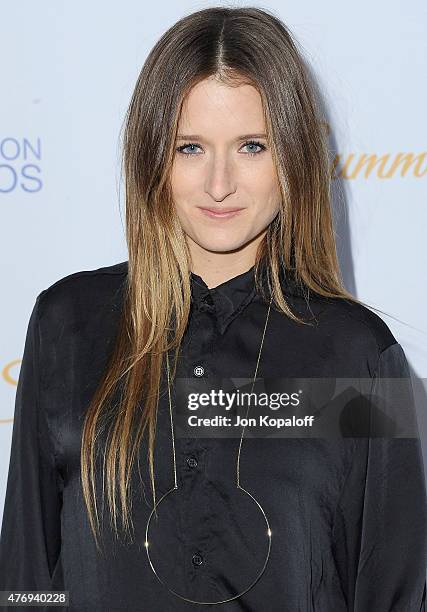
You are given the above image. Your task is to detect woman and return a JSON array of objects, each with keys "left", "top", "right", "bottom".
[{"left": 0, "top": 6, "right": 426, "bottom": 611}]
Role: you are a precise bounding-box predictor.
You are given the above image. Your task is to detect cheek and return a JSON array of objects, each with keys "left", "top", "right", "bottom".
[
  {"left": 247, "top": 162, "right": 280, "bottom": 204},
  {"left": 171, "top": 165, "right": 199, "bottom": 208},
  {"left": 170, "top": 182, "right": 191, "bottom": 218},
  {"left": 255, "top": 178, "right": 281, "bottom": 216}
]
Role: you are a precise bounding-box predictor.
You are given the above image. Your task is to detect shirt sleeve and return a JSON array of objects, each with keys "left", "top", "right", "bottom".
[
  {"left": 331, "top": 342, "right": 427, "bottom": 611},
  {"left": 0, "top": 293, "right": 63, "bottom": 595}
]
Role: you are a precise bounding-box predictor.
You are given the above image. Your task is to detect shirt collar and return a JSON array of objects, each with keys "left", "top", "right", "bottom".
[{"left": 190, "top": 265, "right": 257, "bottom": 334}]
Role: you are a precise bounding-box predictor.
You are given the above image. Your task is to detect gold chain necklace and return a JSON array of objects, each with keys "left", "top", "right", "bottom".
[{"left": 145, "top": 294, "right": 273, "bottom": 605}]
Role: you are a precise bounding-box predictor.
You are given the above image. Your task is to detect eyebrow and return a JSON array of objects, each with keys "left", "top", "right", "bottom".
[{"left": 176, "top": 133, "right": 267, "bottom": 141}]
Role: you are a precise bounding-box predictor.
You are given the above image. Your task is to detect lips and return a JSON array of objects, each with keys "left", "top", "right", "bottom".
[{"left": 198, "top": 207, "right": 245, "bottom": 219}]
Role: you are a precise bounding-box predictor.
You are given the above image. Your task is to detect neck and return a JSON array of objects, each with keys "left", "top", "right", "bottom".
[{"left": 188, "top": 233, "right": 264, "bottom": 289}]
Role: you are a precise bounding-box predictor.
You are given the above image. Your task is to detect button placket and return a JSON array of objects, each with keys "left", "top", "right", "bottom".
[
  {"left": 184, "top": 281, "right": 219, "bottom": 586},
  {"left": 181, "top": 268, "right": 259, "bottom": 593}
]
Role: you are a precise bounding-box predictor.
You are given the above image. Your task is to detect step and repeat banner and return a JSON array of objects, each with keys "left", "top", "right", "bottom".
[{"left": 1, "top": 1, "right": 426, "bottom": 530}]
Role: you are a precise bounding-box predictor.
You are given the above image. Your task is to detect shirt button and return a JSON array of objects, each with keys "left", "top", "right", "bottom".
[
  {"left": 194, "top": 365, "right": 204, "bottom": 377},
  {"left": 199, "top": 294, "right": 215, "bottom": 312},
  {"left": 186, "top": 456, "right": 198, "bottom": 468},
  {"left": 192, "top": 553, "right": 203, "bottom": 566}
]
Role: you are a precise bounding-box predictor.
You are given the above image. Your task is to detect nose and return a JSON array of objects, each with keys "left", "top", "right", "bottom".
[{"left": 204, "top": 156, "right": 237, "bottom": 201}]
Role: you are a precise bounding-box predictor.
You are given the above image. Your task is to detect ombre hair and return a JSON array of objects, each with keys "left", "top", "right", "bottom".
[{"left": 81, "top": 5, "right": 376, "bottom": 549}]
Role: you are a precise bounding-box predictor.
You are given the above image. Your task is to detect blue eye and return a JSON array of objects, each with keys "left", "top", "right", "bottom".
[
  {"left": 175, "top": 139, "right": 267, "bottom": 157},
  {"left": 176, "top": 143, "right": 203, "bottom": 156},
  {"left": 241, "top": 140, "right": 266, "bottom": 156}
]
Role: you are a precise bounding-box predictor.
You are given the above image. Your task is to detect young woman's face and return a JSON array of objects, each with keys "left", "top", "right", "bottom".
[{"left": 170, "top": 76, "right": 281, "bottom": 258}]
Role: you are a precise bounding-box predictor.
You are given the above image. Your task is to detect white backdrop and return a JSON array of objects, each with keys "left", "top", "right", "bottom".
[{"left": 1, "top": 0, "right": 426, "bottom": 527}]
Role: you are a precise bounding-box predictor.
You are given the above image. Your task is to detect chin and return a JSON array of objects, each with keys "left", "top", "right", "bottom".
[{"left": 194, "top": 237, "right": 248, "bottom": 254}]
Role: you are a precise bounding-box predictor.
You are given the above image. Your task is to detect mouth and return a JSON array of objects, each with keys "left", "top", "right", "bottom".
[{"left": 198, "top": 207, "right": 245, "bottom": 219}]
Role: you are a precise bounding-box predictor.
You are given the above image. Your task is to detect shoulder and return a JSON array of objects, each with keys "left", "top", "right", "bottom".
[
  {"left": 326, "top": 297, "right": 397, "bottom": 354},
  {"left": 301, "top": 293, "right": 400, "bottom": 376},
  {"left": 284, "top": 272, "right": 398, "bottom": 357},
  {"left": 35, "top": 260, "right": 128, "bottom": 325}
]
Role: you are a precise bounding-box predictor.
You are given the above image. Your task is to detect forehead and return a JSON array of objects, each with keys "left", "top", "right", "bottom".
[{"left": 178, "top": 77, "right": 265, "bottom": 135}]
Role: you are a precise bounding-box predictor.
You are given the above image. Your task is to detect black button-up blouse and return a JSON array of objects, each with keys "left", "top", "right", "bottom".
[{"left": 0, "top": 260, "right": 426, "bottom": 611}]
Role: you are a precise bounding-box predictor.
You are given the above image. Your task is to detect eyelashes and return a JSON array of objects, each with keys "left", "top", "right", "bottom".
[{"left": 175, "top": 139, "right": 267, "bottom": 158}]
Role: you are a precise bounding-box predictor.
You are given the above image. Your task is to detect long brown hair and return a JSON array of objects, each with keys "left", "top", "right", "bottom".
[{"left": 81, "top": 6, "right": 381, "bottom": 549}]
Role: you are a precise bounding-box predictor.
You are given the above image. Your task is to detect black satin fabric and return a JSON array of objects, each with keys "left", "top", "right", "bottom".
[{"left": 0, "top": 260, "right": 426, "bottom": 611}]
